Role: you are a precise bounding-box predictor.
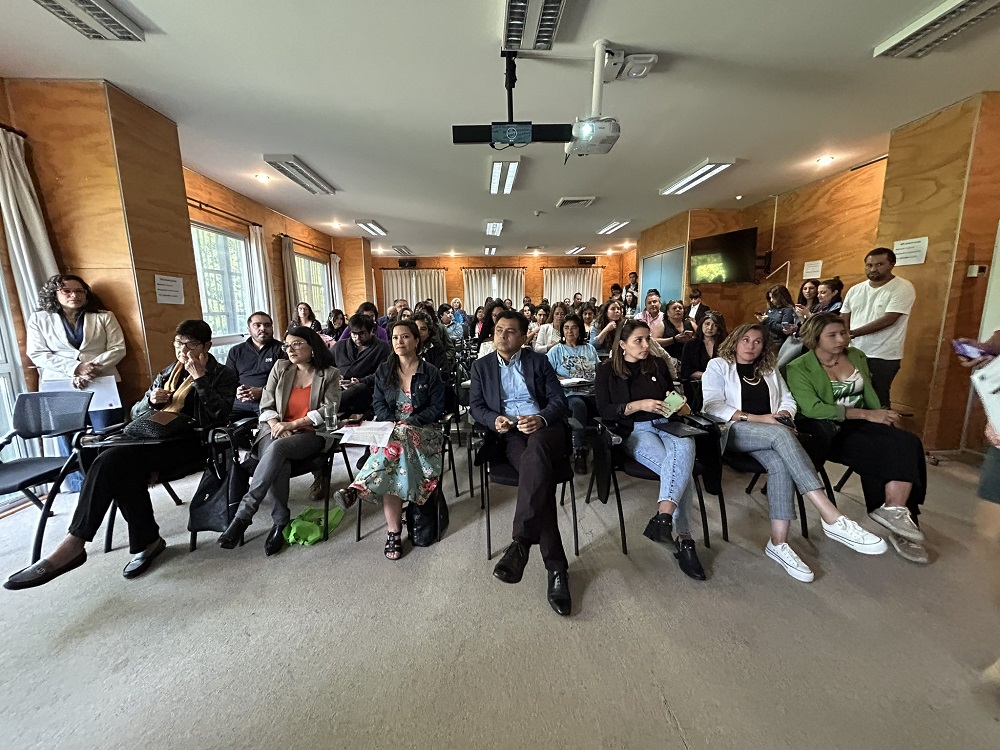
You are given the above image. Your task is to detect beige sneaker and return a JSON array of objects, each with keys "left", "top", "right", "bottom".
[
  {"left": 982, "top": 657, "right": 1000, "bottom": 686},
  {"left": 869, "top": 505, "right": 925, "bottom": 543},
  {"left": 309, "top": 474, "right": 330, "bottom": 503},
  {"left": 888, "top": 533, "right": 929, "bottom": 564}
]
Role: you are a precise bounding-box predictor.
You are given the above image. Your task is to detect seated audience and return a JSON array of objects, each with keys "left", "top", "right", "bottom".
[
  {"left": 472, "top": 306, "right": 487, "bottom": 339},
  {"left": 333, "top": 321, "right": 445, "bottom": 560},
  {"left": 338, "top": 302, "right": 389, "bottom": 342},
  {"left": 219, "top": 327, "right": 341, "bottom": 556},
  {"left": 470, "top": 310, "right": 572, "bottom": 616},
  {"left": 399, "top": 307, "right": 413, "bottom": 321},
  {"left": 324, "top": 309, "right": 347, "bottom": 340},
  {"left": 702, "top": 323, "right": 887, "bottom": 582},
  {"left": 6, "top": 320, "right": 237, "bottom": 589},
  {"left": 684, "top": 289, "right": 710, "bottom": 325},
  {"left": 661, "top": 298, "right": 696, "bottom": 359},
  {"left": 594, "top": 320, "right": 705, "bottom": 580},
  {"left": 227, "top": 311, "right": 285, "bottom": 417},
  {"left": 813, "top": 277, "right": 844, "bottom": 314},
  {"left": 793, "top": 279, "right": 820, "bottom": 326},
  {"left": 533, "top": 301, "right": 568, "bottom": 353},
  {"left": 521, "top": 302, "right": 536, "bottom": 322},
  {"left": 757, "top": 285, "right": 796, "bottom": 345},
  {"left": 332, "top": 314, "right": 391, "bottom": 417},
  {"left": 378, "top": 298, "right": 408, "bottom": 328},
  {"left": 679, "top": 312, "right": 726, "bottom": 411},
  {"left": 786, "top": 313, "right": 929, "bottom": 563},
  {"left": 623, "top": 290, "right": 639, "bottom": 318},
  {"left": 526, "top": 304, "right": 548, "bottom": 348},
  {"left": 477, "top": 300, "right": 507, "bottom": 359},
  {"left": 609, "top": 283, "right": 623, "bottom": 301},
  {"left": 503, "top": 298, "right": 514, "bottom": 308},
  {"left": 288, "top": 301, "right": 322, "bottom": 334},
  {"left": 412, "top": 312, "right": 453, "bottom": 375},
  {"left": 546, "top": 313, "right": 599, "bottom": 473},
  {"left": 450, "top": 298, "right": 468, "bottom": 329},
  {"left": 590, "top": 298, "right": 625, "bottom": 357},
  {"left": 580, "top": 303, "right": 596, "bottom": 340},
  {"left": 439, "top": 304, "right": 464, "bottom": 343}
]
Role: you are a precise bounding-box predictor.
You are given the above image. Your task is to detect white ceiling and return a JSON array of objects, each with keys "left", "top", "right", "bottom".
[{"left": 3, "top": 1, "right": 1000, "bottom": 257}]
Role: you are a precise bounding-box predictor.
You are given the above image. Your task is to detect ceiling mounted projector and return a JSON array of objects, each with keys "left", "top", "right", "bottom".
[{"left": 565, "top": 117, "right": 620, "bottom": 157}]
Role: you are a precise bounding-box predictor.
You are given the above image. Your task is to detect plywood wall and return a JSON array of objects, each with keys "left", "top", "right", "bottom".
[
  {"left": 334, "top": 236, "right": 373, "bottom": 315},
  {"left": 0, "top": 78, "right": 11, "bottom": 126}
]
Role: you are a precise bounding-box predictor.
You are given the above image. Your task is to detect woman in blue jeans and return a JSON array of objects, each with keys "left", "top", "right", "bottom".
[{"left": 595, "top": 319, "right": 705, "bottom": 581}]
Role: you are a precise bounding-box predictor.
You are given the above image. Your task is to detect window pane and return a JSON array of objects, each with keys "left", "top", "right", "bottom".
[
  {"left": 292, "top": 254, "right": 331, "bottom": 322},
  {"left": 191, "top": 225, "right": 252, "bottom": 339}
]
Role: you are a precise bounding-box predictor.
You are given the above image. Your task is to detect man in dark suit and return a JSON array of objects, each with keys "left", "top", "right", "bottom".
[
  {"left": 470, "top": 310, "right": 573, "bottom": 616},
  {"left": 683, "top": 288, "right": 710, "bottom": 326}
]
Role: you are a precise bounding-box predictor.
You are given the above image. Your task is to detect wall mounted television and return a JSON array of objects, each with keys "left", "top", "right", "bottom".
[{"left": 688, "top": 227, "right": 758, "bottom": 284}]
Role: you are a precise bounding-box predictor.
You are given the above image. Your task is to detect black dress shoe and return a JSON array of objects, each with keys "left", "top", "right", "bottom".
[
  {"left": 642, "top": 512, "right": 674, "bottom": 544},
  {"left": 493, "top": 540, "right": 529, "bottom": 584},
  {"left": 674, "top": 538, "right": 707, "bottom": 581},
  {"left": 264, "top": 524, "right": 286, "bottom": 556},
  {"left": 219, "top": 517, "right": 251, "bottom": 549},
  {"left": 123, "top": 537, "right": 166, "bottom": 579},
  {"left": 547, "top": 570, "right": 572, "bottom": 616},
  {"left": 4, "top": 550, "right": 87, "bottom": 590}
]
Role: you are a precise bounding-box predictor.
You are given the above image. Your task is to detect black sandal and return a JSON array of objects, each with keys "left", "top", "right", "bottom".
[{"left": 384, "top": 530, "right": 403, "bottom": 560}]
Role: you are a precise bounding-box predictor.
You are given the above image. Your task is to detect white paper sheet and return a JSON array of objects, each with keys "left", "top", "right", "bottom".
[
  {"left": 560, "top": 377, "right": 592, "bottom": 387},
  {"left": 972, "top": 357, "right": 1000, "bottom": 431},
  {"left": 39, "top": 375, "right": 121, "bottom": 412},
  {"left": 336, "top": 421, "right": 396, "bottom": 447}
]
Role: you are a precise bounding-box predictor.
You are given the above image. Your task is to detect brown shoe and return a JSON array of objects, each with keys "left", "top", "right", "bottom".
[{"left": 309, "top": 474, "right": 330, "bottom": 503}]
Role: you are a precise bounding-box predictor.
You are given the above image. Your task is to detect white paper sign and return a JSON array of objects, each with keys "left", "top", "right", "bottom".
[
  {"left": 893, "top": 237, "right": 928, "bottom": 266},
  {"left": 803, "top": 260, "right": 823, "bottom": 278},
  {"left": 39, "top": 375, "right": 121, "bottom": 412},
  {"left": 155, "top": 275, "right": 185, "bottom": 304}
]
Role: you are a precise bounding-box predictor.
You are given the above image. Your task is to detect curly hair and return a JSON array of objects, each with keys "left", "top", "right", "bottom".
[
  {"left": 560, "top": 313, "right": 586, "bottom": 345},
  {"left": 716, "top": 323, "right": 776, "bottom": 375},
  {"left": 37, "top": 274, "right": 105, "bottom": 314}
]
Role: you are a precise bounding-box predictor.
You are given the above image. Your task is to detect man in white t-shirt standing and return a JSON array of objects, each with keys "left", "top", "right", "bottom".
[{"left": 840, "top": 247, "right": 916, "bottom": 408}]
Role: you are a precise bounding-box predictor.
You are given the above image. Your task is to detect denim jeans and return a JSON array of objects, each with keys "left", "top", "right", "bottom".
[
  {"left": 58, "top": 407, "right": 124, "bottom": 492},
  {"left": 624, "top": 421, "right": 695, "bottom": 535}
]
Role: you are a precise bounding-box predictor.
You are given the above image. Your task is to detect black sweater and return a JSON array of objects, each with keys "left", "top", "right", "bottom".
[{"left": 595, "top": 357, "right": 673, "bottom": 437}]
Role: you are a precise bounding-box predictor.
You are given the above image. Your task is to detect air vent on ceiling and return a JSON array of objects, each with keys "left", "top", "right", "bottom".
[
  {"left": 32, "top": 0, "right": 145, "bottom": 41},
  {"left": 556, "top": 196, "right": 596, "bottom": 208},
  {"left": 262, "top": 155, "right": 337, "bottom": 195},
  {"left": 874, "top": 0, "right": 1000, "bottom": 58},
  {"left": 525, "top": 245, "right": 546, "bottom": 251},
  {"left": 392, "top": 246, "right": 413, "bottom": 256}
]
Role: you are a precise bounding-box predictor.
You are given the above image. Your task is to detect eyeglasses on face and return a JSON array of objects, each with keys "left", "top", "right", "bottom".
[
  {"left": 58, "top": 287, "right": 87, "bottom": 296},
  {"left": 281, "top": 341, "right": 309, "bottom": 351},
  {"left": 173, "top": 339, "right": 202, "bottom": 350}
]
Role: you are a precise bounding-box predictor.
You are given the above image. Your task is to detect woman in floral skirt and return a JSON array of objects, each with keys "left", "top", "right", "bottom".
[{"left": 333, "top": 320, "right": 445, "bottom": 559}]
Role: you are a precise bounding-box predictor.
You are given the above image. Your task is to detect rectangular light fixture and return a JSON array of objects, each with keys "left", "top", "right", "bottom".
[
  {"left": 392, "top": 246, "right": 412, "bottom": 256},
  {"left": 355, "top": 220, "right": 388, "bottom": 237},
  {"left": 32, "top": 0, "right": 145, "bottom": 41},
  {"left": 503, "top": 0, "right": 567, "bottom": 51},
  {"left": 484, "top": 247, "right": 498, "bottom": 256},
  {"left": 565, "top": 246, "right": 586, "bottom": 255},
  {"left": 875, "top": 0, "right": 1000, "bottom": 58},
  {"left": 489, "top": 158, "right": 520, "bottom": 195},
  {"left": 485, "top": 220, "right": 505, "bottom": 237},
  {"left": 263, "top": 154, "right": 337, "bottom": 195},
  {"left": 597, "top": 220, "right": 631, "bottom": 235},
  {"left": 659, "top": 159, "right": 735, "bottom": 196}
]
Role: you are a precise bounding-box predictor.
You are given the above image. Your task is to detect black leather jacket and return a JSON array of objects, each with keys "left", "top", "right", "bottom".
[
  {"left": 372, "top": 359, "right": 445, "bottom": 427},
  {"left": 131, "top": 355, "right": 238, "bottom": 428}
]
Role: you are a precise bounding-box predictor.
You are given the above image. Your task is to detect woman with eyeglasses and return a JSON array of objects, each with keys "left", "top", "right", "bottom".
[
  {"left": 6, "top": 320, "right": 238, "bottom": 590},
  {"left": 333, "top": 320, "right": 445, "bottom": 560},
  {"left": 288, "top": 301, "right": 322, "bottom": 334},
  {"left": 26, "top": 274, "right": 127, "bottom": 492},
  {"left": 219, "top": 326, "right": 342, "bottom": 556}
]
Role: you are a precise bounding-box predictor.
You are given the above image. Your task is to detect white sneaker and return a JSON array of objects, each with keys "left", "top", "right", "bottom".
[
  {"left": 982, "top": 657, "right": 1000, "bottom": 686},
  {"left": 869, "top": 505, "right": 924, "bottom": 543},
  {"left": 822, "top": 516, "right": 887, "bottom": 555},
  {"left": 888, "top": 533, "right": 930, "bottom": 564},
  {"left": 765, "top": 540, "right": 814, "bottom": 582}
]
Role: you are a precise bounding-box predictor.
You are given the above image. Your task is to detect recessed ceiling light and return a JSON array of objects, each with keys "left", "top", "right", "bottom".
[
  {"left": 597, "top": 220, "right": 631, "bottom": 235},
  {"left": 263, "top": 154, "right": 337, "bottom": 194},
  {"left": 355, "top": 220, "right": 388, "bottom": 237},
  {"left": 622, "top": 240, "right": 634, "bottom": 248},
  {"left": 449, "top": 250, "right": 456, "bottom": 257},
  {"left": 331, "top": 220, "right": 342, "bottom": 230},
  {"left": 735, "top": 195, "right": 743, "bottom": 201},
  {"left": 484, "top": 247, "right": 497, "bottom": 256},
  {"left": 816, "top": 155, "right": 835, "bottom": 166},
  {"left": 565, "top": 246, "right": 586, "bottom": 255},
  {"left": 605, "top": 249, "right": 614, "bottom": 255},
  {"left": 533, "top": 250, "right": 541, "bottom": 256},
  {"left": 485, "top": 220, "right": 504, "bottom": 237},
  {"left": 254, "top": 174, "right": 270, "bottom": 183},
  {"left": 660, "top": 159, "right": 735, "bottom": 195},
  {"left": 489, "top": 158, "right": 520, "bottom": 195}
]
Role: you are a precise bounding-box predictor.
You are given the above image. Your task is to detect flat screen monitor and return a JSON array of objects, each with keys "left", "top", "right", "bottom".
[{"left": 688, "top": 227, "right": 758, "bottom": 284}]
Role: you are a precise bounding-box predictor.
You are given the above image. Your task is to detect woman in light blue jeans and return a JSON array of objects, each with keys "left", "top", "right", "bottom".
[{"left": 595, "top": 319, "right": 705, "bottom": 581}]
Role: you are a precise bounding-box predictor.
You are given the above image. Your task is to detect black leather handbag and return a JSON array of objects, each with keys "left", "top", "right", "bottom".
[
  {"left": 123, "top": 411, "right": 196, "bottom": 440},
  {"left": 405, "top": 485, "right": 449, "bottom": 546}
]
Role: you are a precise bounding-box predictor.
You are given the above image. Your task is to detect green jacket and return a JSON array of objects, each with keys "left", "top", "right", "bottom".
[{"left": 785, "top": 347, "right": 881, "bottom": 422}]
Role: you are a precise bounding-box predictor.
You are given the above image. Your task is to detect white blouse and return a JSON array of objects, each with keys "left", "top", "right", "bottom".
[{"left": 532, "top": 323, "right": 560, "bottom": 353}]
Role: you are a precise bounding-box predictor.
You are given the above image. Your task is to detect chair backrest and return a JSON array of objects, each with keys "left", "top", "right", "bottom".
[{"left": 13, "top": 391, "right": 94, "bottom": 439}]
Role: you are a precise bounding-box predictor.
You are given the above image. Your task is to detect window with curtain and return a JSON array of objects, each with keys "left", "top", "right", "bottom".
[
  {"left": 462, "top": 267, "right": 525, "bottom": 309},
  {"left": 191, "top": 223, "right": 256, "bottom": 360},
  {"left": 542, "top": 267, "right": 604, "bottom": 305},
  {"left": 294, "top": 253, "right": 332, "bottom": 320},
  {"left": 383, "top": 269, "right": 447, "bottom": 311}
]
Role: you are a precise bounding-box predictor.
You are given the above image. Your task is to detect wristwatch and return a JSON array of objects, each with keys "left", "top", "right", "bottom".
[{"left": 739, "top": 413, "right": 748, "bottom": 422}]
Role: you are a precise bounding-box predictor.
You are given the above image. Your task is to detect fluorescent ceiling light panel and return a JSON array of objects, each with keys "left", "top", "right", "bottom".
[
  {"left": 503, "top": 161, "right": 519, "bottom": 194},
  {"left": 597, "top": 220, "right": 630, "bottom": 235},
  {"left": 32, "top": 0, "right": 145, "bottom": 41},
  {"left": 263, "top": 155, "right": 337, "bottom": 195},
  {"left": 392, "top": 246, "right": 412, "bottom": 256},
  {"left": 874, "top": 0, "right": 1000, "bottom": 58},
  {"left": 488, "top": 158, "right": 520, "bottom": 195},
  {"left": 484, "top": 247, "right": 497, "bottom": 256},
  {"left": 355, "top": 220, "right": 388, "bottom": 237},
  {"left": 503, "top": 0, "right": 566, "bottom": 51},
  {"left": 659, "top": 159, "right": 735, "bottom": 196},
  {"left": 485, "top": 220, "right": 505, "bottom": 237},
  {"left": 566, "top": 246, "right": 586, "bottom": 255}
]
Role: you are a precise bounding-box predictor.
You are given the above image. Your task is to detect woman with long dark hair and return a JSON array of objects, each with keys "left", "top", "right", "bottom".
[
  {"left": 680, "top": 311, "right": 727, "bottom": 410},
  {"left": 590, "top": 298, "right": 625, "bottom": 357},
  {"left": 219, "top": 326, "right": 341, "bottom": 556},
  {"left": 756, "top": 285, "right": 796, "bottom": 345},
  {"left": 324, "top": 309, "right": 347, "bottom": 340},
  {"left": 622, "top": 290, "right": 639, "bottom": 318},
  {"left": 472, "top": 306, "right": 487, "bottom": 339},
  {"left": 526, "top": 304, "right": 548, "bottom": 348},
  {"left": 594, "top": 319, "right": 706, "bottom": 581},
  {"left": 533, "top": 301, "right": 568, "bottom": 353},
  {"left": 333, "top": 320, "right": 445, "bottom": 560},
  {"left": 477, "top": 300, "right": 508, "bottom": 359},
  {"left": 662, "top": 299, "right": 696, "bottom": 359},
  {"left": 289, "top": 301, "right": 322, "bottom": 333},
  {"left": 813, "top": 277, "right": 845, "bottom": 314}
]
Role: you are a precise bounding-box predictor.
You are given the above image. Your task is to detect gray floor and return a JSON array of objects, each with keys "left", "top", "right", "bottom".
[{"left": 1, "top": 444, "right": 999, "bottom": 750}]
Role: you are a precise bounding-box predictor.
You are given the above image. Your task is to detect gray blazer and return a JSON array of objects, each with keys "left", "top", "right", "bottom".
[{"left": 257, "top": 360, "right": 342, "bottom": 451}]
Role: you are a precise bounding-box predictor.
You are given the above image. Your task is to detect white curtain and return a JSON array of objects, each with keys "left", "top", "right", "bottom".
[
  {"left": 383, "top": 269, "right": 447, "bottom": 311},
  {"left": 0, "top": 130, "right": 59, "bottom": 326},
  {"left": 462, "top": 268, "right": 493, "bottom": 311},
  {"left": 382, "top": 269, "right": 412, "bottom": 314},
  {"left": 280, "top": 235, "right": 298, "bottom": 329},
  {"left": 328, "top": 252, "right": 345, "bottom": 311},
  {"left": 247, "top": 224, "right": 274, "bottom": 317},
  {"left": 495, "top": 267, "right": 525, "bottom": 305},
  {"left": 543, "top": 267, "right": 603, "bottom": 305}
]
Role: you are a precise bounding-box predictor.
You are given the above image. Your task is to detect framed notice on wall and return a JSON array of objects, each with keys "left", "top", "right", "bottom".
[
  {"left": 155, "top": 275, "right": 185, "bottom": 305},
  {"left": 892, "top": 237, "right": 928, "bottom": 266},
  {"left": 803, "top": 260, "right": 823, "bottom": 278}
]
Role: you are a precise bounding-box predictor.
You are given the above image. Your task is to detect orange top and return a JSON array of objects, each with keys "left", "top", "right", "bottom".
[{"left": 283, "top": 385, "right": 312, "bottom": 422}]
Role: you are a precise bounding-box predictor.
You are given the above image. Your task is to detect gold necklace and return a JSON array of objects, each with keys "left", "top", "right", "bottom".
[{"left": 737, "top": 363, "right": 761, "bottom": 386}]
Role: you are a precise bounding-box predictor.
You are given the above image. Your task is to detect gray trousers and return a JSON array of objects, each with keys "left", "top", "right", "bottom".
[
  {"left": 726, "top": 422, "right": 823, "bottom": 521},
  {"left": 236, "top": 431, "right": 325, "bottom": 526}
]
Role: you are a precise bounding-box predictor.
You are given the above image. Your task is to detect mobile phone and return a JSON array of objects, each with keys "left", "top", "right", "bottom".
[
  {"left": 662, "top": 391, "right": 687, "bottom": 417},
  {"left": 775, "top": 415, "right": 796, "bottom": 429},
  {"left": 345, "top": 414, "right": 364, "bottom": 425},
  {"left": 952, "top": 339, "right": 989, "bottom": 359}
]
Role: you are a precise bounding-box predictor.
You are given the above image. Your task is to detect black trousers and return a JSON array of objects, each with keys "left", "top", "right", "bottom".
[
  {"left": 502, "top": 423, "right": 568, "bottom": 572},
  {"left": 339, "top": 383, "right": 374, "bottom": 419},
  {"left": 866, "top": 358, "right": 901, "bottom": 409},
  {"left": 69, "top": 438, "right": 206, "bottom": 553}
]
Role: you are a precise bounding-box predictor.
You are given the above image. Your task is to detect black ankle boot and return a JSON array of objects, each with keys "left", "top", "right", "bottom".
[
  {"left": 674, "top": 538, "right": 707, "bottom": 581},
  {"left": 264, "top": 524, "right": 286, "bottom": 556},
  {"left": 218, "top": 517, "right": 250, "bottom": 549},
  {"left": 642, "top": 512, "right": 674, "bottom": 544}
]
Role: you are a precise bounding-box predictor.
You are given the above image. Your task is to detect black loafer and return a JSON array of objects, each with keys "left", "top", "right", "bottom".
[
  {"left": 642, "top": 512, "right": 674, "bottom": 544},
  {"left": 4, "top": 550, "right": 87, "bottom": 590},
  {"left": 493, "top": 541, "right": 529, "bottom": 584},
  {"left": 123, "top": 537, "right": 166, "bottom": 580},
  {"left": 547, "top": 570, "right": 572, "bottom": 616},
  {"left": 674, "top": 538, "right": 707, "bottom": 581},
  {"left": 264, "top": 524, "right": 286, "bottom": 556},
  {"left": 219, "top": 517, "right": 251, "bottom": 549}
]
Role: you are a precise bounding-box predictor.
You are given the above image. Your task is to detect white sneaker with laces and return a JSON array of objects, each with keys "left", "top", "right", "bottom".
[
  {"left": 822, "top": 516, "right": 887, "bottom": 555},
  {"left": 765, "top": 540, "right": 814, "bottom": 582},
  {"left": 869, "top": 505, "right": 924, "bottom": 543}
]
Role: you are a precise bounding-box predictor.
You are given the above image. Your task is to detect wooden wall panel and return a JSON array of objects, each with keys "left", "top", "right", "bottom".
[
  {"left": 335, "top": 236, "right": 373, "bottom": 315},
  {"left": 0, "top": 78, "right": 11, "bottom": 127}
]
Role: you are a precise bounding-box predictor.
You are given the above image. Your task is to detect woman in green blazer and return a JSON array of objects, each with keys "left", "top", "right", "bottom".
[{"left": 786, "top": 313, "right": 929, "bottom": 564}]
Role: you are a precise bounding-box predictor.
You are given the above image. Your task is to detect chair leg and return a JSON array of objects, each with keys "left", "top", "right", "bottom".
[
  {"left": 797, "top": 492, "right": 809, "bottom": 539},
  {"left": 834, "top": 467, "right": 853, "bottom": 492},
  {"left": 560, "top": 483, "right": 565, "bottom": 507},
  {"left": 190, "top": 531, "right": 198, "bottom": 552},
  {"left": 448, "top": 438, "right": 459, "bottom": 496},
  {"left": 820, "top": 466, "right": 837, "bottom": 507},
  {"left": 323, "top": 488, "right": 331, "bottom": 543},
  {"left": 341, "top": 447, "right": 355, "bottom": 482},
  {"left": 356, "top": 485, "right": 363, "bottom": 542},
  {"left": 745, "top": 472, "right": 761, "bottom": 495},
  {"left": 162, "top": 481, "right": 183, "bottom": 506},
  {"left": 485, "top": 468, "right": 492, "bottom": 560},
  {"left": 468, "top": 442, "right": 475, "bottom": 500},
  {"left": 568, "top": 480, "right": 579, "bottom": 557},
  {"left": 717, "top": 486, "right": 729, "bottom": 542},
  {"left": 22, "top": 488, "right": 47, "bottom": 514},
  {"left": 105, "top": 500, "right": 117, "bottom": 553},
  {"left": 610, "top": 470, "right": 627, "bottom": 555},
  {"left": 693, "top": 476, "right": 710, "bottom": 549},
  {"left": 30, "top": 488, "right": 61, "bottom": 564},
  {"left": 585, "top": 473, "right": 595, "bottom": 505}
]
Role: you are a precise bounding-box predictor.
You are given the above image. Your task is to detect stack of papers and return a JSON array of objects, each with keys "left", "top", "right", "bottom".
[
  {"left": 561, "top": 378, "right": 592, "bottom": 387},
  {"left": 335, "top": 421, "right": 395, "bottom": 447}
]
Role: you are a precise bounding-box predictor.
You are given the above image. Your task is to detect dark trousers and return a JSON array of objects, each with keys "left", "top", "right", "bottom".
[
  {"left": 68, "top": 438, "right": 206, "bottom": 553},
  {"left": 866, "top": 358, "right": 901, "bottom": 408},
  {"left": 57, "top": 407, "right": 124, "bottom": 492},
  {"left": 502, "top": 423, "right": 568, "bottom": 572},
  {"left": 339, "top": 383, "right": 374, "bottom": 419}
]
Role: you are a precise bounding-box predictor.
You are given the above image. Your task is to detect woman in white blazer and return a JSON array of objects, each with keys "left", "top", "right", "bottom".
[
  {"left": 26, "top": 275, "right": 126, "bottom": 490},
  {"left": 701, "top": 323, "right": 885, "bottom": 583}
]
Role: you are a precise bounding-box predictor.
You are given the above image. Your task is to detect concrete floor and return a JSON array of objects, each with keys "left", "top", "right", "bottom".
[{"left": 1, "top": 445, "right": 999, "bottom": 750}]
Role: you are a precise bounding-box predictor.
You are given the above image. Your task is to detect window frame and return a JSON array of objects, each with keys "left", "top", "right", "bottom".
[{"left": 292, "top": 252, "right": 332, "bottom": 326}]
